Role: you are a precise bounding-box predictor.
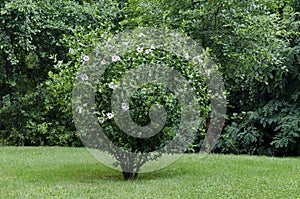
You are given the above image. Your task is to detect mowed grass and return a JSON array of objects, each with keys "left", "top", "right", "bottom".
[{"left": 0, "top": 147, "right": 299, "bottom": 199}]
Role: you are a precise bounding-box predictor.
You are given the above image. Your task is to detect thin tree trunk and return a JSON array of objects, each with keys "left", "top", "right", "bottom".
[
  {"left": 0, "top": 93, "right": 3, "bottom": 134},
  {"left": 122, "top": 171, "right": 138, "bottom": 180},
  {"left": 120, "top": 154, "right": 140, "bottom": 180},
  {"left": 4, "top": 59, "right": 13, "bottom": 80}
]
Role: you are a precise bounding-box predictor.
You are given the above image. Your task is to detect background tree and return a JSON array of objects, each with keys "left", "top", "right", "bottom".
[
  {"left": 0, "top": 0, "right": 119, "bottom": 145},
  {"left": 1, "top": 0, "right": 298, "bottom": 158},
  {"left": 120, "top": 0, "right": 300, "bottom": 155}
]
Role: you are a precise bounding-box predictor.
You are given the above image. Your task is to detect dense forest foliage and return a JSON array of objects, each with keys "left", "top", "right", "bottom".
[{"left": 0, "top": 0, "right": 299, "bottom": 156}]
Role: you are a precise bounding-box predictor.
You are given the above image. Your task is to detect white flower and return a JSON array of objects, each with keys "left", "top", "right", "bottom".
[
  {"left": 185, "top": 53, "right": 190, "bottom": 60},
  {"left": 137, "top": 47, "right": 143, "bottom": 53},
  {"left": 206, "top": 69, "right": 211, "bottom": 76},
  {"left": 107, "top": 112, "right": 114, "bottom": 119},
  {"left": 77, "top": 106, "right": 83, "bottom": 114},
  {"left": 81, "top": 74, "right": 88, "bottom": 81},
  {"left": 141, "top": 88, "right": 147, "bottom": 94},
  {"left": 109, "top": 82, "right": 118, "bottom": 89},
  {"left": 145, "top": 49, "right": 152, "bottom": 54},
  {"left": 101, "top": 59, "right": 107, "bottom": 65},
  {"left": 138, "top": 33, "right": 145, "bottom": 37},
  {"left": 68, "top": 48, "right": 75, "bottom": 55},
  {"left": 82, "top": 55, "right": 90, "bottom": 62},
  {"left": 121, "top": 103, "right": 129, "bottom": 111},
  {"left": 112, "top": 55, "right": 121, "bottom": 62}
]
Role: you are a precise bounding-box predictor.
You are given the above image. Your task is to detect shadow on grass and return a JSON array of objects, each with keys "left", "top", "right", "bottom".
[
  {"left": 28, "top": 161, "right": 187, "bottom": 183},
  {"left": 71, "top": 166, "right": 185, "bottom": 182}
]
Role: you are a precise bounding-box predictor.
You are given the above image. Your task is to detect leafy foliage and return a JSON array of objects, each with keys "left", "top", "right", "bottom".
[
  {"left": 0, "top": 0, "right": 119, "bottom": 145},
  {"left": 0, "top": 0, "right": 299, "bottom": 160},
  {"left": 54, "top": 25, "right": 211, "bottom": 179},
  {"left": 119, "top": 0, "right": 300, "bottom": 156}
]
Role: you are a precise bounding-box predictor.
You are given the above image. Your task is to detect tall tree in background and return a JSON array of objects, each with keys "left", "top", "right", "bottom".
[
  {"left": 121, "top": 0, "right": 300, "bottom": 155},
  {"left": 0, "top": 0, "right": 119, "bottom": 145},
  {"left": 1, "top": 0, "right": 299, "bottom": 156}
]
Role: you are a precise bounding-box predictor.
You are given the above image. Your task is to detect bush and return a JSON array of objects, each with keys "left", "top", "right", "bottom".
[{"left": 53, "top": 25, "right": 214, "bottom": 179}]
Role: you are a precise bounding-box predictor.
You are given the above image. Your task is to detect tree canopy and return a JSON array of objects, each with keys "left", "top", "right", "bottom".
[{"left": 0, "top": 0, "right": 299, "bottom": 172}]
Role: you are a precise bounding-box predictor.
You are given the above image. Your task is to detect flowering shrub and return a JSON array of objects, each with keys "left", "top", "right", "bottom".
[
  {"left": 93, "top": 48, "right": 207, "bottom": 151},
  {"left": 67, "top": 27, "right": 216, "bottom": 180}
]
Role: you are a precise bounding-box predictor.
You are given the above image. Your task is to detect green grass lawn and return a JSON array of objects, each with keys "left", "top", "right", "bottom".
[{"left": 0, "top": 147, "right": 299, "bottom": 199}]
